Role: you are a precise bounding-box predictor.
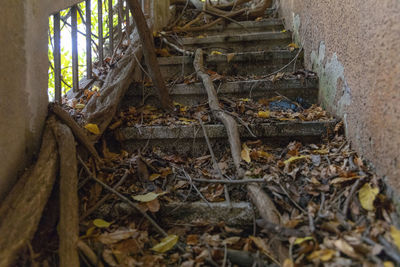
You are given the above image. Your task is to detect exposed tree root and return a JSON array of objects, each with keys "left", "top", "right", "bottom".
[
  {"left": 0, "top": 119, "right": 58, "bottom": 267},
  {"left": 193, "top": 48, "right": 287, "bottom": 264},
  {"left": 51, "top": 121, "right": 80, "bottom": 267}
]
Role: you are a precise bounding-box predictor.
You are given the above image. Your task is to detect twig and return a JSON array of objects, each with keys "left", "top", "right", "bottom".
[
  {"left": 265, "top": 47, "right": 303, "bottom": 77},
  {"left": 222, "top": 110, "right": 257, "bottom": 138},
  {"left": 177, "top": 176, "right": 265, "bottom": 184},
  {"left": 181, "top": 168, "right": 212, "bottom": 208},
  {"left": 162, "top": 37, "right": 195, "bottom": 57},
  {"left": 277, "top": 181, "right": 307, "bottom": 213},
  {"left": 342, "top": 178, "right": 363, "bottom": 216},
  {"left": 80, "top": 169, "right": 130, "bottom": 221},
  {"left": 77, "top": 155, "right": 168, "bottom": 237}
]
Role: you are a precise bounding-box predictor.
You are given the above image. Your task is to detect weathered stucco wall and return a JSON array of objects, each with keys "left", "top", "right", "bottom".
[
  {"left": 0, "top": 0, "right": 82, "bottom": 201},
  {"left": 279, "top": 1, "right": 400, "bottom": 191},
  {"left": 0, "top": 0, "right": 169, "bottom": 202}
]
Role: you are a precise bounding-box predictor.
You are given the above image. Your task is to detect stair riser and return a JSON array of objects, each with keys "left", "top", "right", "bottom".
[
  {"left": 199, "top": 20, "right": 285, "bottom": 36},
  {"left": 116, "top": 121, "right": 335, "bottom": 155},
  {"left": 183, "top": 37, "right": 291, "bottom": 53},
  {"left": 158, "top": 51, "right": 303, "bottom": 79},
  {"left": 122, "top": 79, "right": 318, "bottom": 107}
]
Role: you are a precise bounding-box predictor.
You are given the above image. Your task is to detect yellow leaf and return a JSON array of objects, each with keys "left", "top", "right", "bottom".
[
  {"left": 178, "top": 117, "right": 196, "bottom": 125},
  {"left": 239, "top": 98, "right": 251, "bottom": 102},
  {"left": 390, "top": 226, "right": 400, "bottom": 251},
  {"left": 152, "top": 235, "right": 179, "bottom": 253},
  {"left": 281, "top": 29, "right": 287, "bottom": 33},
  {"left": 312, "top": 149, "right": 329, "bottom": 154},
  {"left": 241, "top": 144, "right": 251, "bottom": 163},
  {"left": 75, "top": 103, "right": 85, "bottom": 109},
  {"left": 359, "top": 183, "right": 379, "bottom": 211},
  {"left": 384, "top": 262, "right": 395, "bottom": 267},
  {"left": 256, "top": 150, "right": 273, "bottom": 160},
  {"left": 226, "top": 53, "right": 235, "bottom": 63},
  {"left": 84, "top": 123, "right": 100, "bottom": 135},
  {"left": 93, "top": 219, "right": 111, "bottom": 228},
  {"left": 294, "top": 236, "right": 313, "bottom": 245},
  {"left": 307, "top": 249, "right": 336, "bottom": 262},
  {"left": 282, "top": 259, "right": 294, "bottom": 267},
  {"left": 257, "top": 110, "right": 270, "bottom": 118},
  {"left": 284, "top": 155, "right": 310, "bottom": 165},
  {"left": 149, "top": 173, "right": 161, "bottom": 181},
  {"left": 197, "top": 35, "right": 205, "bottom": 39},
  {"left": 211, "top": 51, "right": 223, "bottom": 55},
  {"left": 132, "top": 192, "right": 167, "bottom": 202},
  {"left": 288, "top": 43, "right": 299, "bottom": 52}
]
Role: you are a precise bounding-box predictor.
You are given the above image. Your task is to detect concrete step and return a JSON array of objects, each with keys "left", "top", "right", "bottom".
[
  {"left": 158, "top": 50, "right": 303, "bottom": 79},
  {"left": 180, "top": 31, "right": 292, "bottom": 52},
  {"left": 115, "top": 121, "right": 336, "bottom": 155},
  {"left": 199, "top": 19, "right": 285, "bottom": 36},
  {"left": 123, "top": 78, "right": 318, "bottom": 107}
]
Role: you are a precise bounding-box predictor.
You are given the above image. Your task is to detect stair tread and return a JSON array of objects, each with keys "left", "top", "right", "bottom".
[
  {"left": 158, "top": 49, "right": 300, "bottom": 65},
  {"left": 181, "top": 31, "right": 291, "bottom": 45},
  {"left": 116, "top": 120, "right": 336, "bottom": 141}
]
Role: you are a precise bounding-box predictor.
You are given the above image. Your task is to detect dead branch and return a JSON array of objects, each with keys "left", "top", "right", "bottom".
[
  {"left": 50, "top": 103, "right": 102, "bottom": 163},
  {"left": 193, "top": 48, "right": 287, "bottom": 263},
  {"left": 51, "top": 121, "right": 79, "bottom": 267},
  {"left": 194, "top": 49, "right": 242, "bottom": 176},
  {"left": 127, "top": 0, "right": 173, "bottom": 110},
  {"left": 77, "top": 156, "right": 169, "bottom": 238},
  {"left": 83, "top": 36, "right": 143, "bottom": 135},
  {"left": 0, "top": 119, "right": 58, "bottom": 267}
]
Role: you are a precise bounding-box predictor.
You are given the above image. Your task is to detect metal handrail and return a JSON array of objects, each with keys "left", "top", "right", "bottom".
[{"left": 51, "top": 0, "right": 146, "bottom": 102}]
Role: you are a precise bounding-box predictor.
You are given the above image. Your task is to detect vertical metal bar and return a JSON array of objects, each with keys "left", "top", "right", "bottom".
[
  {"left": 71, "top": 5, "right": 79, "bottom": 92},
  {"left": 125, "top": 0, "right": 131, "bottom": 34},
  {"left": 108, "top": 0, "right": 114, "bottom": 54},
  {"left": 98, "top": 0, "right": 104, "bottom": 63},
  {"left": 86, "top": 0, "right": 92, "bottom": 79},
  {"left": 117, "top": 0, "right": 122, "bottom": 38},
  {"left": 54, "top": 12, "right": 62, "bottom": 102}
]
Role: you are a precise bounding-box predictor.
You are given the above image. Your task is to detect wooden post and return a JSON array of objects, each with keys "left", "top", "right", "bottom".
[{"left": 126, "top": 0, "right": 172, "bottom": 110}]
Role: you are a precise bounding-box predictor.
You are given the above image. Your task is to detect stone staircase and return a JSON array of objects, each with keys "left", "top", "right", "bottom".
[{"left": 116, "top": 18, "right": 336, "bottom": 155}]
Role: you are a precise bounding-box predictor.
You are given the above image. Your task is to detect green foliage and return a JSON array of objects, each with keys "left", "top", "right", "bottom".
[{"left": 48, "top": 0, "right": 120, "bottom": 99}]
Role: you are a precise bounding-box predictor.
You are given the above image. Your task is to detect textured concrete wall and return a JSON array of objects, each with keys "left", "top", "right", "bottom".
[
  {"left": 279, "top": 1, "right": 400, "bottom": 191},
  {"left": 0, "top": 0, "right": 82, "bottom": 202}
]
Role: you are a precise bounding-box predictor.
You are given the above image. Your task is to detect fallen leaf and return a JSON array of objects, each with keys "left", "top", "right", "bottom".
[
  {"left": 288, "top": 42, "right": 299, "bottom": 52},
  {"left": 146, "top": 198, "right": 160, "bottom": 212},
  {"left": 98, "top": 229, "right": 138, "bottom": 245},
  {"left": 307, "top": 249, "right": 336, "bottom": 262},
  {"left": 226, "top": 53, "right": 235, "bottom": 63},
  {"left": 249, "top": 236, "right": 278, "bottom": 262},
  {"left": 75, "top": 103, "right": 85, "bottom": 109},
  {"left": 384, "top": 262, "right": 395, "bottom": 267},
  {"left": 93, "top": 219, "right": 111, "bottom": 228},
  {"left": 211, "top": 51, "right": 223, "bottom": 55},
  {"left": 294, "top": 236, "right": 313, "bottom": 245},
  {"left": 241, "top": 144, "right": 251, "bottom": 163},
  {"left": 223, "top": 236, "right": 241, "bottom": 245},
  {"left": 359, "top": 183, "right": 379, "bottom": 211},
  {"left": 282, "top": 259, "right": 294, "bottom": 267},
  {"left": 257, "top": 110, "right": 270, "bottom": 118},
  {"left": 132, "top": 192, "right": 167, "bottom": 202},
  {"left": 152, "top": 235, "right": 179, "bottom": 253},
  {"left": 390, "top": 226, "right": 400, "bottom": 251},
  {"left": 85, "top": 123, "right": 100, "bottom": 135},
  {"left": 333, "top": 239, "right": 361, "bottom": 260},
  {"left": 187, "top": 234, "right": 199, "bottom": 245},
  {"left": 284, "top": 155, "right": 310, "bottom": 165},
  {"left": 149, "top": 173, "right": 161, "bottom": 181}
]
